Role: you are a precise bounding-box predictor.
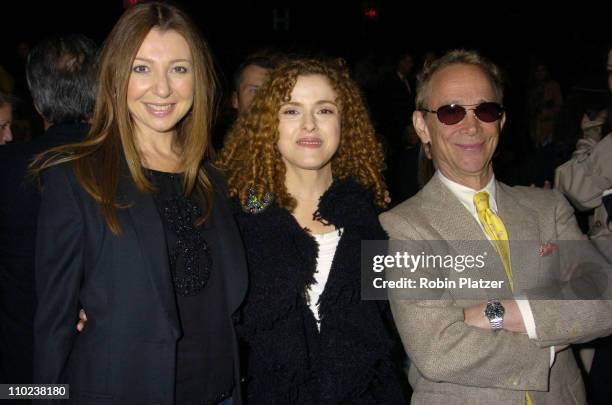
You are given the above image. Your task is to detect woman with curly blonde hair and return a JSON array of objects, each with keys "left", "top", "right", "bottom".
[{"left": 217, "top": 58, "right": 405, "bottom": 404}]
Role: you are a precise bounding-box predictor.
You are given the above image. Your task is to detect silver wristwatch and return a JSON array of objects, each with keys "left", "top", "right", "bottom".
[{"left": 484, "top": 299, "right": 505, "bottom": 330}]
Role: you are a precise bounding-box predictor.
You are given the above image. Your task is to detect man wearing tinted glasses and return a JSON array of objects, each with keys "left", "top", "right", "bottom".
[{"left": 380, "top": 49, "right": 612, "bottom": 405}]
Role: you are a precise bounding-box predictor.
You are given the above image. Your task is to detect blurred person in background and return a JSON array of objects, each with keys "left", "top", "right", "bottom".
[
  {"left": 374, "top": 49, "right": 420, "bottom": 204},
  {"left": 555, "top": 42, "right": 612, "bottom": 405},
  {"left": 231, "top": 52, "right": 280, "bottom": 115},
  {"left": 0, "top": 92, "right": 13, "bottom": 145},
  {"left": 212, "top": 52, "right": 281, "bottom": 151},
  {"left": 0, "top": 33, "right": 97, "bottom": 386},
  {"left": 0, "top": 65, "right": 14, "bottom": 96},
  {"left": 526, "top": 61, "right": 563, "bottom": 187}
]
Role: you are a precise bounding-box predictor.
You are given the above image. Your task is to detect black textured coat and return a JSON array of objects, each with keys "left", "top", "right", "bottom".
[{"left": 235, "top": 179, "right": 405, "bottom": 405}]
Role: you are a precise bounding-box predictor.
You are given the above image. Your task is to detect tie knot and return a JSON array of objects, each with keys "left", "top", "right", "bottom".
[{"left": 473, "top": 191, "right": 490, "bottom": 212}]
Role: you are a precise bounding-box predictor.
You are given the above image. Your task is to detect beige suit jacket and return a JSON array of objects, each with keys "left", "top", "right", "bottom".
[
  {"left": 380, "top": 175, "right": 612, "bottom": 405},
  {"left": 555, "top": 129, "right": 612, "bottom": 261}
]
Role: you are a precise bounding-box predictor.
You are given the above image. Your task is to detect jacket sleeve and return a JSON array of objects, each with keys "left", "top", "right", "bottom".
[
  {"left": 379, "top": 210, "right": 552, "bottom": 391},
  {"left": 527, "top": 191, "right": 612, "bottom": 347},
  {"left": 33, "top": 165, "right": 84, "bottom": 384},
  {"left": 555, "top": 130, "right": 612, "bottom": 211}
]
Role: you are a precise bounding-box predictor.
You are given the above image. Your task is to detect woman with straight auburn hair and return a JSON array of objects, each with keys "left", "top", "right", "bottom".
[{"left": 32, "top": 2, "right": 247, "bottom": 404}]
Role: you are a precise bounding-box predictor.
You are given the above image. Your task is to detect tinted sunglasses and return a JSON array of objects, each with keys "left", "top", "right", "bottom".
[{"left": 419, "top": 102, "right": 505, "bottom": 125}]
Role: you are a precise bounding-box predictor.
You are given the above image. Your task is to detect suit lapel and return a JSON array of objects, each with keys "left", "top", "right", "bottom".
[
  {"left": 496, "top": 183, "right": 542, "bottom": 294},
  {"left": 418, "top": 178, "right": 506, "bottom": 298},
  {"left": 207, "top": 187, "right": 248, "bottom": 316},
  {"left": 420, "top": 176, "right": 487, "bottom": 242},
  {"left": 420, "top": 177, "right": 543, "bottom": 297},
  {"left": 119, "top": 173, "right": 181, "bottom": 337}
]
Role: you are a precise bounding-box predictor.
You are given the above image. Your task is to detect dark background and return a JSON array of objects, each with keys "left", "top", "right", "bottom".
[
  {"left": 2, "top": 0, "right": 612, "bottom": 187},
  {"left": 2, "top": 0, "right": 611, "bottom": 90}
]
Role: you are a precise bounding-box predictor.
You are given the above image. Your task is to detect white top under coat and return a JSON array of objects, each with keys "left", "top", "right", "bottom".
[{"left": 308, "top": 228, "right": 343, "bottom": 331}]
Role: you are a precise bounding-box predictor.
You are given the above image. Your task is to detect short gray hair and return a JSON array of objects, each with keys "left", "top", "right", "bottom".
[{"left": 415, "top": 49, "right": 504, "bottom": 109}]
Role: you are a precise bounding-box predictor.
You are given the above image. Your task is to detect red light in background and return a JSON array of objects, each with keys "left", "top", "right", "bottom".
[
  {"left": 364, "top": 8, "right": 378, "bottom": 19},
  {"left": 123, "top": 0, "right": 140, "bottom": 8}
]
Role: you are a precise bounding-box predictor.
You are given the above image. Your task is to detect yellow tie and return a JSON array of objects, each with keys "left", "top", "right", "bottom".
[
  {"left": 473, "top": 192, "right": 533, "bottom": 405},
  {"left": 473, "top": 191, "right": 514, "bottom": 292}
]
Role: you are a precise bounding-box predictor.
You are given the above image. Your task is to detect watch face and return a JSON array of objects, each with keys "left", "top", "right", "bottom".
[{"left": 485, "top": 302, "right": 505, "bottom": 319}]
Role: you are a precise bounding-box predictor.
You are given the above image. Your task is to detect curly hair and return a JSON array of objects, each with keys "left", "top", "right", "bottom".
[{"left": 217, "top": 57, "right": 387, "bottom": 211}]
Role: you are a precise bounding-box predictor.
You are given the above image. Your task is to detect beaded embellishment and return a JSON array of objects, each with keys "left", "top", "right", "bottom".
[
  {"left": 243, "top": 188, "right": 274, "bottom": 214},
  {"left": 161, "top": 195, "right": 212, "bottom": 297}
]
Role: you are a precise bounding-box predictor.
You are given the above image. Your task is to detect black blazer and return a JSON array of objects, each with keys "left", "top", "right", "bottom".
[
  {"left": 33, "top": 162, "right": 247, "bottom": 405},
  {"left": 0, "top": 122, "right": 87, "bottom": 384}
]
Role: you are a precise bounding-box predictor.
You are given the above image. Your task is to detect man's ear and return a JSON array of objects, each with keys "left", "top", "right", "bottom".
[
  {"left": 413, "top": 110, "right": 431, "bottom": 145},
  {"left": 231, "top": 91, "right": 239, "bottom": 110}
]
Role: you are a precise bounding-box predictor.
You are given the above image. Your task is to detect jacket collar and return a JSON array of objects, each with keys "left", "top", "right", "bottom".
[
  {"left": 418, "top": 176, "right": 541, "bottom": 295},
  {"left": 419, "top": 175, "right": 539, "bottom": 239},
  {"left": 42, "top": 122, "right": 90, "bottom": 144},
  {"left": 314, "top": 177, "right": 379, "bottom": 229}
]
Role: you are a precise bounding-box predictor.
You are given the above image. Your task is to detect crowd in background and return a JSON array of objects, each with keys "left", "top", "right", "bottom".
[{"left": 3, "top": 42, "right": 611, "bottom": 200}]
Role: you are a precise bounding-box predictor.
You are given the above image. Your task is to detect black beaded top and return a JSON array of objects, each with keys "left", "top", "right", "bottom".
[
  {"left": 147, "top": 169, "right": 234, "bottom": 404},
  {"left": 149, "top": 171, "right": 212, "bottom": 296}
]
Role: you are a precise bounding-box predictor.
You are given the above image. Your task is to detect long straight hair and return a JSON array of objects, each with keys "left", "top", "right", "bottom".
[{"left": 31, "top": 2, "right": 218, "bottom": 234}]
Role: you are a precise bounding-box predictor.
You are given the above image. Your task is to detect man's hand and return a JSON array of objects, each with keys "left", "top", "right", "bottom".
[
  {"left": 463, "top": 300, "right": 527, "bottom": 333},
  {"left": 581, "top": 111, "right": 607, "bottom": 132},
  {"left": 76, "top": 309, "right": 87, "bottom": 332}
]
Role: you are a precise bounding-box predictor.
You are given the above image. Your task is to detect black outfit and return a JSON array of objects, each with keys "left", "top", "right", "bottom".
[
  {"left": 235, "top": 179, "right": 406, "bottom": 404},
  {"left": 375, "top": 71, "right": 415, "bottom": 152},
  {"left": 373, "top": 72, "right": 419, "bottom": 204},
  {"left": 148, "top": 170, "right": 234, "bottom": 404},
  {"left": 33, "top": 163, "right": 247, "bottom": 405},
  {"left": 0, "top": 123, "right": 87, "bottom": 385}
]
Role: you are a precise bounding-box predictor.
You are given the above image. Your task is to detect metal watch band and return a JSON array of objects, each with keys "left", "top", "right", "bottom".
[{"left": 490, "top": 317, "right": 503, "bottom": 330}]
